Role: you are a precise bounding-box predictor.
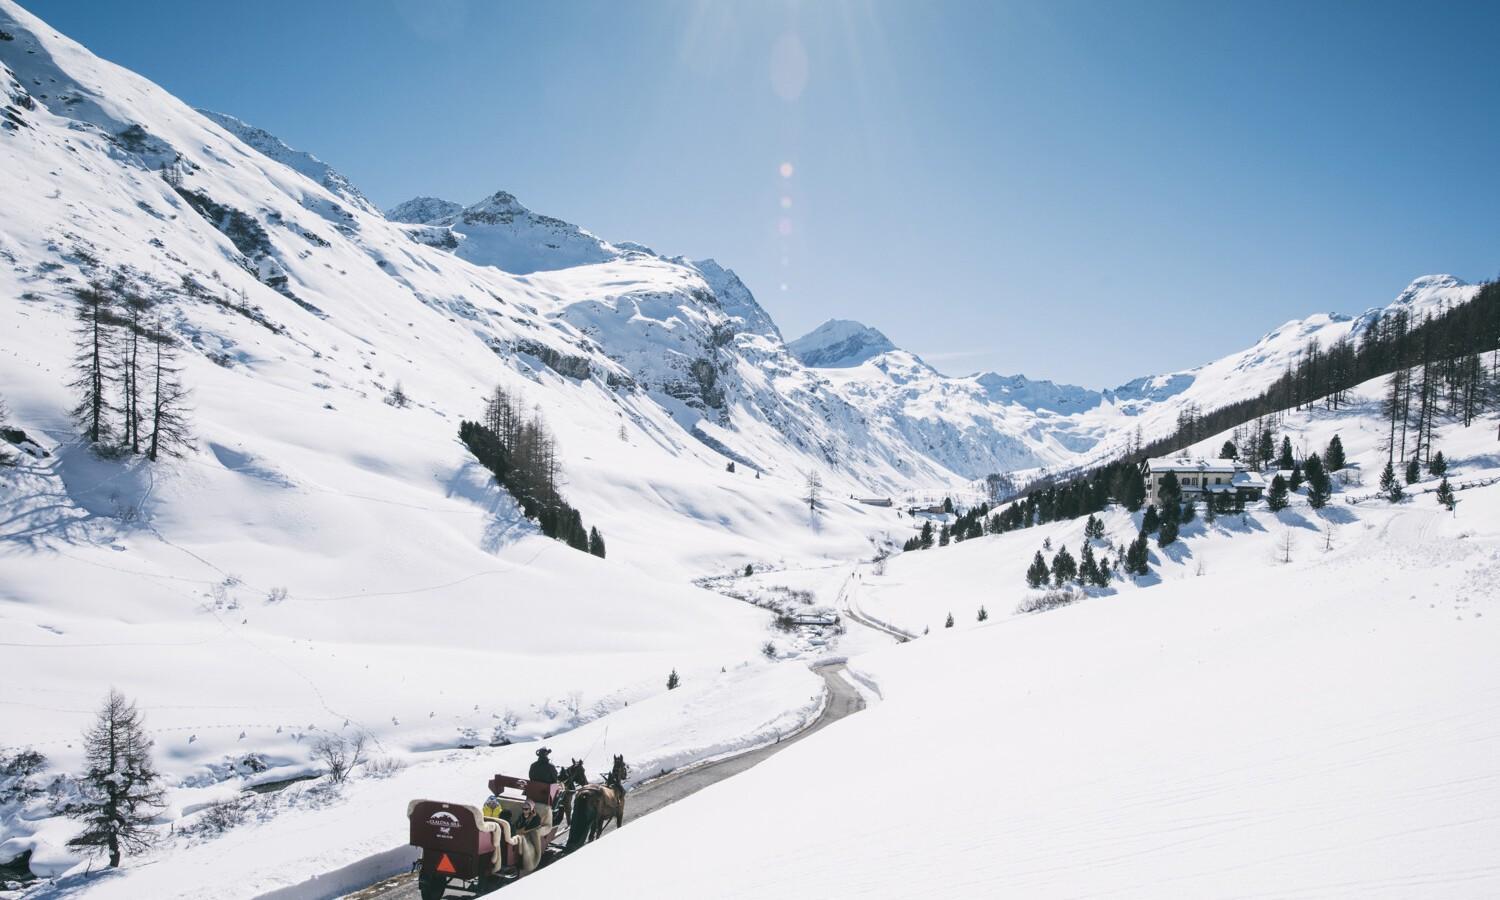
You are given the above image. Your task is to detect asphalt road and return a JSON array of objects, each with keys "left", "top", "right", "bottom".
[{"left": 345, "top": 663, "right": 865, "bottom": 899}]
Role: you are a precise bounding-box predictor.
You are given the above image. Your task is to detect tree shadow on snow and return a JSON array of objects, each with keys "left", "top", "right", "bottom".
[
  {"left": 441, "top": 458, "right": 532, "bottom": 554},
  {"left": 0, "top": 440, "right": 153, "bottom": 549}
]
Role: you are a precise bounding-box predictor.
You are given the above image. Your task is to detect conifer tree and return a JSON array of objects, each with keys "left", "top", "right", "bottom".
[
  {"left": 977, "top": 605, "right": 988, "bottom": 622},
  {"left": 1289, "top": 462, "right": 1304, "bottom": 491},
  {"left": 1403, "top": 456, "right": 1420, "bottom": 485},
  {"left": 1428, "top": 450, "right": 1447, "bottom": 478},
  {"left": 588, "top": 526, "right": 606, "bottom": 558},
  {"left": 919, "top": 521, "right": 934, "bottom": 549},
  {"left": 1257, "top": 429, "right": 1275, "bottom": 469},
  {"left": 938, "top": 523, "right": 951, "bottom": 547},
  {"left": 1141, "top": 505, "right": 1161, "bottom": 534},
  {"left": 666, "top": 669, "right": 679, "bottom": 690},
  {"left": 1267, "top": 474, "right": 1289, "bottom": 511},
  {"left": 1125, "top": 532, "right": 1151, "bottom": 577},
  {"left": 1078, "top": 542, "right": 1100, "bottom": 586},
  {"left": 144, "top": 320, "right": 191, "bottom": 461},
  {"left": 944, "top": 612, "right": 954, "bottom": 628},
  {"left": 1379, "top": 460, "right": 1403, "bottom": 502},
  {"left": 1181, "top": 499, "right": 1196, "bottom": 523},
  {"left": 1157, "top": 471, "right": 1183, "bottom": 526},
  {"left": 1324, "top": 434, "right": 1346, "bottom": 472},
  {"left": 1435, "top": 476, "right": 1455, "bottom": 510},
  {"left": 66, "top": 690, "right": 164, "bottom": 868},
  {"left": 1049, "top": 546, "right": 1077, "bottom": 586},
  {"left": 1157, "top": 517, "right": 1180, "bottom": 547},
  {"left": 1278, "top": 436, "right": 1295, "bottom": 470},
  {"left": 1304, "top": 452, "right": 1331, "bottom": 509},
  {"left": 1203, "top": 493, "right": 1218, "bottom": 523},
  {"left": 1219, "top": 440, "right": 1238, "bottom": 460},
  {"left": 1025, "top": 551, "right": 1049, "bottom": 589},
  {"left": 70, "top": 280, "right": 119, "bottom": 446}
]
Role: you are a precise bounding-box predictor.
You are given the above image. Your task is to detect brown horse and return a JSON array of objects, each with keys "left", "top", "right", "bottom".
[{"left": 564, "top": 755, "right": 629, "bottom": 851}]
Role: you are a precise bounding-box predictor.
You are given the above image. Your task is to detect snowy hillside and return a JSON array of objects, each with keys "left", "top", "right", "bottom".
[{"left": 518, "top": 384, "right": 1500, "bottom": 899}]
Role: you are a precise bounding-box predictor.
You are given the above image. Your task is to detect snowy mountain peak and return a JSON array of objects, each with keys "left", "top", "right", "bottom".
[
  {"left": 385, "top": 188, "right": 620, "bottom": 274},
  {"left": 1392, "top": 273, "right": 1469, "bottom": 309},
  {"left": 197, "top": 110, "right": 379, "bottom": 215},
  {"left": 787, "top": 319, "right": 899, "bottom": 368},
  {"left": 385, "top": 196, "right": 463, "bottom": 224}
]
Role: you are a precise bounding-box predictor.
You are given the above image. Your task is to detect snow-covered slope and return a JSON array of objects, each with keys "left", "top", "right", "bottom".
[
  {"left": 0, "top": 0, "right": 899, "bottom": 828},
  {"left": 517, "top": 387, "right": 1500, "bottom": 899}
]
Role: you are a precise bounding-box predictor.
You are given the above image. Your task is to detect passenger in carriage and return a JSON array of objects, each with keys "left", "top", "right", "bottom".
[{"left": 515, "top": 799, "right": 544, "bottom": 873}]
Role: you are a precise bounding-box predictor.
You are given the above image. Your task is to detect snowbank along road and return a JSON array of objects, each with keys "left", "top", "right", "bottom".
[{"left": 343, "top": 663, "right": 865, "bottom": 900}]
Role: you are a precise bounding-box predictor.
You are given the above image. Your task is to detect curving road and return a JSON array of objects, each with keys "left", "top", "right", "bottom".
[{"left": 344, "top": 663, "right": 865, "bottom": 899}]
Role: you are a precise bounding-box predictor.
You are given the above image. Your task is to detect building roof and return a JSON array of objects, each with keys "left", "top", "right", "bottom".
[
  {"left": 1232, "top": 470, "right": 1267, "bottom": 488},
  {"left": 1145, "top": 456, "right": 1240, "bottom": 474}
]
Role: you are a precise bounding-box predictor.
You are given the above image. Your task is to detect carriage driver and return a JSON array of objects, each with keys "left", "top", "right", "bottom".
[{"left": 529, "top": 747, "right": 559, "bottom": 785}]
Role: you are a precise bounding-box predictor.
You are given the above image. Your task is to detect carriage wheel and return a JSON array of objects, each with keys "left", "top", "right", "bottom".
[{"left": 417, "top": 873, "right": 447, "bottom": 900}]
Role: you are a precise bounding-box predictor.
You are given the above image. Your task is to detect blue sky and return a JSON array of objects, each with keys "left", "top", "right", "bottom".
[{"left": 27, "top": 0, "right": 1500, "bottom": 387}]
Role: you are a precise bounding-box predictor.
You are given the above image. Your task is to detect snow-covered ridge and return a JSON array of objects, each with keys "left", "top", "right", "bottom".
[{"left": 197, "top": 109, "right": 378, "bottom": 215}]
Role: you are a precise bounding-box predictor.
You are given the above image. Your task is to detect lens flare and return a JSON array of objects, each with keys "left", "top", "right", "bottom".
[{"left": 779, "top": 162, "right": 794, "bottom": 179}]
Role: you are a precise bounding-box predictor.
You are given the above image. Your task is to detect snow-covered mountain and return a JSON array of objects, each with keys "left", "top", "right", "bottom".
[{"left": 787, "top": 319, "right": 897, "bottom": 367}]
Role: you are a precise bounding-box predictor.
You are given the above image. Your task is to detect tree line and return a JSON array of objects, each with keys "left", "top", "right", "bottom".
[
  {"left": 1141, "top": 279, "right": 1498, "bottom": 464},
  {"left": 459, "top": 384, "right": 604, "bottom": 557},
  {"left": 70, "top": 271, "right": 192, "bottom": 459}
]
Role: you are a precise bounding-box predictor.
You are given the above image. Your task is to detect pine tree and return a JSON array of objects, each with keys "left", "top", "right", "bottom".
[
  {"left": 977, "top": 605, "right": 988, "bottom": 622},
  {"left": 938, "top": 523, "right": 951, "bottom": 547},
  {"left": 66, "top": 690, "right": 164, "bottom": 868},
  {"left": 919, "top": 521, "right": 934, "bottom": 549},
  {"left": 1428, "top": 450, "right": 1447, "bottom": 478},
  {"left": 1379, "top": 460, "right": 1404, "bottom": 503},
  {"left": 1257, "top": 429, "right": 1275, "bottom": 469},
  {"left": 666, "top": 669, "right": 679, "bottom": 690},
  {"left": 1157, "top": 471, "right": 1182, "bottom": 525},
  {"left": 588, "top": 526, "right": 606, "bottom": 558},
  {"left": 1289, "top": 462, "right": 1304, "bottom": 491},
  {"left": 1435, "top": 477, "right": 1455, "bottom": 510},
  {"left": 1266, "top": 474, "right": 1289, "bottom": 511},
  {"left": 803, "top": 471, "right": 822, "bottom": 513},
  {"left": 1157, "top": 517, "right": 1180, "bottom": 547},
  {"left": 1324, "top": 434, "right": 1346, "bottom": 472},
  {"left": 1219, "top": 440, "right": 1238, "bottom": 460},
  {"left": 1141, "top": 504, "right": 1161, "bottom": 533},
  {"left": 1120, "top": 465, "right": 1146, "bottom": 512},
  {"left": 1181, "top": 499, "right": 1196, "bottom": 523},
  {"left": 1078, "top": 542, "right": 1100, "bottom": 586},
  {"left": 744, "top": 563, "right": 753, "bottom": 577},
  {"left": 1049, "top": 546, "right": 1077, "bottom": 586},
  {"left": 944, "top": 612, "right": 954, "bottom": 628},
  {"left": 1304, "top": 452, "right": 1331, "bottom": 509},
  {"left": 1403, "top": 456, "right": 1420, "bottom": 485},
  {"left": 1025, "top": 551, "right": 1049, "bottom": 589},
  {"left": 1203, "top": 492, "right": 1218, "bottom": 523},
  {"left": 1126, "top": 532, "right": 1151, "bottom": 577},
  {"left": 144, "top": 320, "right": 191, "bottom": 461},
  {"left": 1278, "top": 436, "right": 1295, "bottom": 470},
  {"left": 70, "top": 280, "right": 119, "bottom": 446},
  {"left": 942, "top": 497, "right": 954, "bottom": 514},
  {"left": 116, "top": 279, "right": 155, "bottom": 453}
]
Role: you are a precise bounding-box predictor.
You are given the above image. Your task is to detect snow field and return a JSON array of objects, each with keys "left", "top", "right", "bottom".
[
  {"left": 9, "top": 662, "right": 823, "bottom": 899},
  {"left": 513, "top": 469, "right": 1500, "bottom": 898}
]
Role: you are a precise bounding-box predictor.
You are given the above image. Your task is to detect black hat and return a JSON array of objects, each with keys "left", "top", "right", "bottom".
[{"left": 536, "top": 747, "right": 551, "bottom": 757}]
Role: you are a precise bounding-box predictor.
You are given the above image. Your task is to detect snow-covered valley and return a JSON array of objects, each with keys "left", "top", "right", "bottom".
[{"left": 1, "top": 1, "right": 1498, "bottom": 897}]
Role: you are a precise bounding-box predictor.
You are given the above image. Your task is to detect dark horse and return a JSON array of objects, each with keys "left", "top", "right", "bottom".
[
  {"left": 564, "top": 755, "right": 629, "bottom": 851},
  {"left": 557, "top": 758, "right": 586, "bottom": 825}
]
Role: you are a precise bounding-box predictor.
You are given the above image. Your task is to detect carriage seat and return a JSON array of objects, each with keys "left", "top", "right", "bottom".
[{"left": 407, "top": 800, "right": 514, "bottom": 875}]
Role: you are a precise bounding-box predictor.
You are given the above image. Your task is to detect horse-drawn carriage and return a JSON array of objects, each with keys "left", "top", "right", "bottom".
[{"left": 406, "top": 756, "right": 627, "bottom": 899}]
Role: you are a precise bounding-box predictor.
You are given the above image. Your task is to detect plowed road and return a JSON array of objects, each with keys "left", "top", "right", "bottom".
[{"left": 343, "top": 663, "right": 864, "bottom": 899}]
